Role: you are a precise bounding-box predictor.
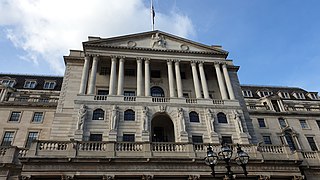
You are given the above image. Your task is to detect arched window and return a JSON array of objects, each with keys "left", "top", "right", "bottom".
[
  {"left": 217, "top": 112, "right": 227, "bottom": 123},
  {"left": 92, "top": 109, "right": 104, "bottom": 120},
  {"left": 189, "top": 111, "right": 199, "bottom": 122},
  {"left": 151, "top": 86, "right": 165, "bottom": 97},
  {"left": 124, "top": 109, "right": 135, "bottom": 121}
]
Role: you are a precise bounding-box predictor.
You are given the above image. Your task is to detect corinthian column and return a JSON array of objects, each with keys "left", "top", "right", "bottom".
[
  {"left": 214, "top": 63, "right": 228, "bottom": 100},
  {"left": 222, "top": 64, "right": 235, "bottom": 100},
  {"left": 174, "top": 60, "right": 183, "bottom": 98},
  {"left": 109, "top": 56, "right": 117, "bottom": 95},
  {"left": 191, "top": 61, "right": 202, "bottom": 98},
  {"left": 87, "top": 55, "right": 99, "bottom": 95},
  {"left": 144, "top": 58, "right": 151, "bottom": 96},
  {"left": 117, "top": 57, "right": 125, "bottom": 95},
  {"left": 79, "top": 55, "right": 91, "bottom": 94},
  {"left": 137, "top": 58, "right": 143, "bottom": 96},
  {"left": 167, "top": 60, "right": 176, "bottom": 97},
  {"left": 198, "top": 62, "right": 209, "bottom": 99}
]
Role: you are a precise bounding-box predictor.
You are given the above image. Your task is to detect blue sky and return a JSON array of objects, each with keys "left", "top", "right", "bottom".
[{"left": 0, "top": 0, "right": 319, "bottom": 92}]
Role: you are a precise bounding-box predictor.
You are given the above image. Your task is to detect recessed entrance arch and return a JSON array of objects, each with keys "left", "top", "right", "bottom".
[{"left": 151, "top": 114, "right": 175, "bottom": 142}]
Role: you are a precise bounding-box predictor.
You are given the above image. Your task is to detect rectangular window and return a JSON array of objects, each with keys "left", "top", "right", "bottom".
[
  {"left": 278, "top": 118, "right": 287, "bottom": 128},
  {"left": 97, "top": 90, "right": 109, "bottom": 95},
  {"left": 99, "top": 66, "right": 109, "bottom": 75},
  {"left": 123, "top": 134, "right": 135, "bottom": 142},
  {"left": 25, "top": 132, "right": 38, "bottom": 148},
  {"left": 151, "top": 70, "right": 161, "bottom": 78},
  {"left": 316, "top": 120, "right": 320, "bottom": 129},
  {"left": 281, "top": 92, "right": 290, "bottom": 99},
  {"left": 43, "top": 81, "right": 56, "bottom": 89},
  {"left": 124, "top": 69, "right": 135, "bottom": 76},
  {"left": 295, "top": 92, "right": 305, "bottom": 99},
  {"left": 24, "top": 81, "right": 37, "bottom": 88},
  {"left": 1, "top": 80, "right": 15, "bottom": 87},
  {"left": 258, "top": 118, "right": 266, "bottom": 128},
  {"left": 1, "top": 131, "right": 14, "bottom": 146},
  {"left": 307, "top": 137, "right": 318, "bottom": 151},
  {"left": 192, "top": 135, "right": 203, "bottom": 143},
  {"left": 263, "top": 136, "right": 272, "bottom": 144},
  {"left": 9, "top": 112, "right": 21, "bottom": 122},
  {"left": 242, "top": 90, "right": 253, "bottom": 97},
  {"left": 32, "top": 112, "right": 44, "bottom": 123},
  {"left": 124, "top": 91, "right": 135, "bottom": 96},
  {"left": 89, "top": 134, "right": 102, "bottom": 141},
  {"left": 221, "top": 136, "right": 233, "bottom": 144},
  {"left": 183, "top": 93, "right": 189, "bottom": 98},
  {"left": 309, "top": 93, "right": 319, "bottom": 100},
  {"left": 299, "top": 120, "right": 308, "bottom": 129}
]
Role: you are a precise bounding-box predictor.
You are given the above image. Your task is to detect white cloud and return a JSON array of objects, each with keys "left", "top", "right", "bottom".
[{"left": 0, "top": 0, "right": 195, "bottom": 74}]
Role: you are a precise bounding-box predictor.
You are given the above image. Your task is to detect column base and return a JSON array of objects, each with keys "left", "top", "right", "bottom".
[
  {"left": 74, "top": 130, "right": 83, "bottom": 141},
  {"left": 108, "top": 130, "right": 118, "bottom": 142},
  {"left": 210, "top": 132, "right": 220, "bottom": 144}
]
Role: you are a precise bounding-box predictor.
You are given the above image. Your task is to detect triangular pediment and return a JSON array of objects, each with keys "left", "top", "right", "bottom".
[{"left": 83, "top": 30, "right": 228, "bottom": 56}]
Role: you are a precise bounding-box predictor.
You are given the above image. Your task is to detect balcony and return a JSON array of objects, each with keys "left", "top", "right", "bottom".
[
  {"left": 1, "top": 94, "right": 59, "bottom": 106},
  {"left": 77, "top": 94, "right": 238, "bottom": 106}
]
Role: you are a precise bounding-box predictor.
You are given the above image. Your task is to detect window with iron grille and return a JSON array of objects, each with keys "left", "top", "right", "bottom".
[
  {"left": 189, "top": 111, "right": 199, "bottom": 122},
  {"left": 92, "top": 109, "right": 104, "bottom": 120},
  {"left": 221, "top": 136, "right": 233, "bottom": 144},
  {"left": 192, "top": 135, "right": 203, "bottom": 143},
  {"left": 123, "top": 134, "right": 135, "bottom": 142},
  {"left": 217, "top": 112, "right": 228, "bottom": 123},
  {"left": 90, "top": 134, "right": 102, "bottom": 141},
  {"left": 1, "top": 131, "right": 14, "bottom": 146}
]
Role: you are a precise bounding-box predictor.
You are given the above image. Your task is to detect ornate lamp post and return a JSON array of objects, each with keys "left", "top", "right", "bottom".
[{"left": 204, "top": 143, "right": 249, "bottom": 179}]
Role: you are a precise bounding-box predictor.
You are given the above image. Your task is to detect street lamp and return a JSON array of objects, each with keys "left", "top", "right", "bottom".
[{"left": 205, "top": 143, "right": 249, "bottom": 179}]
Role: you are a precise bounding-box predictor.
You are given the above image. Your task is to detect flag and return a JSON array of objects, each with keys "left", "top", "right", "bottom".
[{"left": 151, "top": 0, "right": 155, "bottom": 30}]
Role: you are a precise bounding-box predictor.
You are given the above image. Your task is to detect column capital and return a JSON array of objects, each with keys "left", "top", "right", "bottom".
[
  {"left": 93, "top": 55, "right": 100, "bottom": 59},
  {"left": 145, "top": 58, "right": 150, "bottom": 63},
  {"left": 143, "top": 57, "right": 150, "bottom": 61},
  {"left": 136, "top": 57, "right": 143, "bottom": 63},
  {"left": 119, "top": 58, "right": 125, "bottom": 63},
  {"left": 167, "top": 59, "right": 173, "bottom": 65},
  {"left": 119, "top": 55, "right": 126, "bottom": 59},
  {"left": 173, "top": 59, "right": 180, "bottom": 63},
  {"left": 191, "top": 61, "right": 197, "bottom": 66},
  {"left": 110, "top": 55, "right": 118, "bottom": 59},
  {"left": 167, "top": 59, "right": 174, "bottom": 62}
]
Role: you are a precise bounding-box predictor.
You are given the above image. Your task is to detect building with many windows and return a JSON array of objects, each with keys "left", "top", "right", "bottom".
[{"left": 0, "top": 31, "right": 319, "bottom": 179}]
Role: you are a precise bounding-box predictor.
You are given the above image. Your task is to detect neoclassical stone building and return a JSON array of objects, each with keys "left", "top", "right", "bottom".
[{"left": 0, "top": 31, "right": 319, "bottom": 179}]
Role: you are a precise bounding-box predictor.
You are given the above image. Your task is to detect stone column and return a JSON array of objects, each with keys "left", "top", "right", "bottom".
[
  {"left": 222, "top": 63, "right": 235, "bottom": 100},
  {"left": 198, "top": 62, "right": 209, "bottom": 99},
  {"left": 167, "top": 60, "right": 176, "bottom": 97},
  {"left": 117, "top": 57, "right": 125, "bottom": 95},
  {"left": 191, "top": 61, "right": 202, "bottom": 98},
  {"left": 214, "top": 63, "right": 228, "bottom": 100},
  {"left": 137, "top": 58, "right": 143, "bottom": 96},
  {"left": 175, "top": 60, "right": 183, "bottom": 98},
  {"left": 79, "top": 55, "right": 91, "bottom": 94},
  {"left": 87, "top": 55, "right": 99, "bottom": 95},
  {"left": 145, "top": 58, "right": 151, "bottom": 96},
  {"left": 109, "top": 56, "right": 117, "bottom": 95}
]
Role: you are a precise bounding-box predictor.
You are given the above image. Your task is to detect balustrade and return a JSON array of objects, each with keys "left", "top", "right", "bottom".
[
  {"left": 152, "top": 97, "right": 170, "bottom": 103},
  {"left": 38, "top": 141, "right": 69, "bottom": 151},
  {"left": 94, "top": 95, "right": 108, "bottom": 101},
  {"left": 78, "top": 142, "right": 107, "bottom": 151},
  {"left": 116, "top": 142, "right": 143, "bottom": 151},
  {"left": 152, "top": 143, "right": 187, "bottom": 152},
  {"left": 302, "top": 151, "right": 317, "bottom": 159},
  {"left": 258, "top": 145, "right": 284, "bottom": 153},
  {"left": 124, "top": 96, "right": 136, "bottom": 101},
  {"left": 186, "top": 98, "right": 197, "bottom": 104}
]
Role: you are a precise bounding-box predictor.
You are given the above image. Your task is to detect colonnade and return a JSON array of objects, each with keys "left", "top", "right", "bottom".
[{"left": 79, "top": 55, "right": 235, "bottom": 100}]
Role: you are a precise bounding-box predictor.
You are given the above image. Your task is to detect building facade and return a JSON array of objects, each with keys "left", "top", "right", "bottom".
[{"left": 0, "top": 31, "right": 319, "bottom": 179}]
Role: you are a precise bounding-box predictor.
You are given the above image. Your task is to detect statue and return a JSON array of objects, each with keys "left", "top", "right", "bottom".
[
  {"left": 142, "top": 106, "right": 149, "bottom": 132},
  {"left": 233, "top": 110, "right": 244, "bottom": 133},
  {"left": 178, "top": 108, "right": 186, "bottom": 132},
  {"left": 77, "top": 104, "right": 87, "bottom": 130},
  {"left": 151, "top": 33, "right": 166, "bottom": 48},
  {"left": 110, "top": 105, "right": 119, "bottom": 130},
  {"left": 206, "top": 108, "right": 215, "bottom": 132}
]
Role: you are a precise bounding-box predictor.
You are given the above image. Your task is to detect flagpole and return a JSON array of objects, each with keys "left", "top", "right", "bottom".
[{"left": 151, "top": 0, "right": 155, "bottom": 31}]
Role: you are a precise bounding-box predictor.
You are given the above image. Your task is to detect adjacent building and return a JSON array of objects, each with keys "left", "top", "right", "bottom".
[{"left": 0, "top": 31, "right": 319, "bottom": 179}]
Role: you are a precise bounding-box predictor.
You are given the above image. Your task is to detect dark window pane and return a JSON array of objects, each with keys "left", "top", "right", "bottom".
[
  {"left": 151, "top": 86, "right": 164, "bottom": 97},
  {"left": 124, "top": 91, "right": 135, "bottom": 96},
  {"left": 263, "top": 136, "right": 272, "bottom": 144},
  {"left": 123, "top": 134, "right": 135, "bottom": 142},
  {"left": 180, "top": 72, "right": 186, "bottom": 79},
  {"left": 299, "top": 120, "right": 308, "bottom": 129},
  {"left": 151, "top": 70, "right": 161, "bottom": 78},
  {"left": 9, "top": 112, "right": 21, "bottom": 121},
  {"left": 258, "top": 118, "right": 266, "bottom": 128},
  {"left": 92, "top": 109, "right": 104, "bottom": 120},
  {"left": 90, "top": 134, "right": 102, "bottom": 141},
  {"left": 217, "top": 112, "right": 228, "bottom": 123},
  {"left": 1, "top": 131, "right": 14, "bottom": 146},
  {"left": 192, "top": 135, "right": 203, "bottom": 143},
  {"left": 317, "top": 120, "right": 320, "bottom": 129},
  {"left": 189, "top": 111, "right": 199, "bottom": 122},
  {"left": 100, "top": 66, "right": 109, "bottom": 75},
  {"left": 97, "top": 90, "right": 109, "bottom": 95},
  {"left": 124, "top": 109, "right": 135, "bottom": 121},
  {"left": 307, "top": 137, "right": 318, "bottom": 151},
  {"left": 221, "top": 136, "right": 233, "bottom": 144},
  {"left": 32, "top": 112, "right": 44, "bottom": 123},
  {"left": 278, "top": 118, "right": 287, "bottom": 128}
]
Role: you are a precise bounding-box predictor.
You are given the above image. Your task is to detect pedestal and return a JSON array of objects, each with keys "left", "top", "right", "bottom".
[
  {"left": 74, "top": 130, "right": 83, "bottom": 141},
  {"left": 142, "top": 131, "right": 150, "bottom": 142},
  {"left": 108, "top": 130, "right": 117, "bottom": 142},
  {"left": 180, "top": 131, "right": 189, "bottom": 142},
  {"left": 210, "top": 132, "right": 220, "bottom": 144}
]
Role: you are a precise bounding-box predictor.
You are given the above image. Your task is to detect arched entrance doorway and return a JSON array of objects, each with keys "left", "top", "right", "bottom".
[
  {"left": 151, "top": 86, "right": 165, "bottom": 97},
  {"left": 151, "top": 114, "right": 175, "bottom": 142}
]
